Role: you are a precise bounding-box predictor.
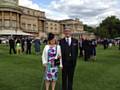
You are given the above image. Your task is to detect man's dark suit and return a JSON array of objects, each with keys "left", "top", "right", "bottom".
[
  {"left": 59, "top": 38, "right": 78, "bottom": 90},
  {"left": 9, "top": 39, "right": 16, "bottom": 54}
]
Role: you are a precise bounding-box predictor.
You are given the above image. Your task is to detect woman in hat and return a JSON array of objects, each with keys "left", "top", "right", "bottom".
[{"left": 42, "top": 33, "right": 62, "bottom": 90}]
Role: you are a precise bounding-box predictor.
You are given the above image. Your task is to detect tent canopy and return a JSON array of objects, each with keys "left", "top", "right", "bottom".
[
  {"left": 114, "top": 37, "right": 120, "bottom": 40},
  {"left": 0, "top": 30, "right": 33, "bottom": 36}
]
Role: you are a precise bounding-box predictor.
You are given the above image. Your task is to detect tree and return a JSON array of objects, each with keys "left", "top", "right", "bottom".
[
  {"left": 84, "top": 25, "right": 95, "bottom": 33},
  {"left": 97, "top": 16, "right": 120, "bottom": 38}
]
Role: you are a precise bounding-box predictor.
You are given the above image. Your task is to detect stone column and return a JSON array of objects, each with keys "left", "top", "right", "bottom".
[
  {"left": 2, "top": 11, "right": 4, "bottom": 30},
  {"left": 17, "top": 13, "right": 20, "bottom": 30},
  {"left": 10, "top": 12, "right": 12, "bottom": 30},
  {"left": 43, "top": 20, "right": 46, "bottom": 32}
]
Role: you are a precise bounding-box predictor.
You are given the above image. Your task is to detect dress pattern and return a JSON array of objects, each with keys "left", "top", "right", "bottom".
[{"left": 45, "top": 46, "right": 58, "bottom": 81}]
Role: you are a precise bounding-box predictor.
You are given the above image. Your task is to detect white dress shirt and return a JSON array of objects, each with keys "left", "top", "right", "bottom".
[{"left": 66, "top": 37, "right": 72, "bottom": 46}]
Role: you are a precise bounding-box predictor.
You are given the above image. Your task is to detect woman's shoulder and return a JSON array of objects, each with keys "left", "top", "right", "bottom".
[
  {"left": 44, "top": 45, "right": 49, "bottom": 49},
  {"left": 57, "top": 45, "right": 61, "bottom": 49}
]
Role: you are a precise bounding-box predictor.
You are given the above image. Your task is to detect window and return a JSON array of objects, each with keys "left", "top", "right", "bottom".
[
  {"left": 24, "top": 9, "right": 28, "bottom": 14},
  {"left": 34, "top": 11, "right": 37, "bottom": 16},
  {"left": 0, "top": 19, "right": 2, "bottom": 27},
  {"left": 55, "top": 28, "right": 57, "bottom": 30},
  {"left": 28, "top": 24, "right": 31, "bottom": 30},
  {"left": 54, "top": 24, "right": 57, "bottom": 26},
  {"left": 22, "top": 23, "right": 26, "bottom": 30},
  {"left": 0, "top": 13, "right": 2, "bottom": 19},
  {"left": 50, "top": 23, "right": 53, "bottom": 25},
  {"left": 12, "top": 20, "right": 17, "bottom": 28},
  {"left": 33, "top": 11, "right": 35, "bottom": 16},
  {"left": 4, "top": 20, "right": 10, "bottom": 27},
  {"left": 33, "top": 24, "right": 36, "bottom": 31},
  {"left": 27, "top": 10, "right": 31, "bottom": 14},
  {"left": 46, "top": 23, "right": 48, "bottom": 25}
]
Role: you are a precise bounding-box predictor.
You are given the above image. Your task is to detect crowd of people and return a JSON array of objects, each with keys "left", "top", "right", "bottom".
[
  {"left": 8, "top": 36, "right": 41, "bottom": 55},
  {"left": 97, "top": 38, "right": 120, "bottom": 50},
  {"left": 78, "top": 38, "right": 120, "bottom": 62},
  {"left": 78, "top": 38, "right": 97, "bottom": 61}
]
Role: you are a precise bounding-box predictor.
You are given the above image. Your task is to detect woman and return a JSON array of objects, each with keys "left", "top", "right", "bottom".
[
  {"left": 16, "top": 38, "right": 22, "bottom": 54},
  {"left": 42, "top": 33, "right": 62, "bottom": 90},
  {"left": 34, "top": 37, "right": 41, "bottom": 55}
]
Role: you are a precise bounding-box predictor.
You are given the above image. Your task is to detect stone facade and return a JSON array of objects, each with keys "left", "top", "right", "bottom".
[
  {"left": 0, "top": 0, "right": 45, "bottom": 36},
  {"left": 20, "top": 6, "right": 45, "bottom": 35},
  {"left": 45, "top": 19, "right": 61, "bottom": 36},
  {"left": 0, "top": 0, "right": 95, "bottom": 39}
]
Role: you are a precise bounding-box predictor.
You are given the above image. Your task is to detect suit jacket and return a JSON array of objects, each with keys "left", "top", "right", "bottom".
[
  {"left": 9, "top": 39, "right": 15, "bottom": 48},
  {"left": 59, "top": 38, "right": 78, "bottom": 68},
  {"left": 82, "top": 40, "right": 90, "bottom": 51}
]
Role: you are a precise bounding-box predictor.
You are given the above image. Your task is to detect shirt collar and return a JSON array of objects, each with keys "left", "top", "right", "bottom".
[{"left": 65, "top": 37, "right": 71, "bottom": 40}]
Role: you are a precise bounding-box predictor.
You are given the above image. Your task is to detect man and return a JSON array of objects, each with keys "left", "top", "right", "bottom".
[
  {"left": 79, "top": 38, "right": 83, "bottom": 57},
  {"left": 91, "top": 39, "right": 97, "bottom": 60},
  {"left": 118, "top": 40, "right": 120, "bottom": 50},
  {"left": 21, "top": 38, "right": 25, "bottom": 52},
  {"left": 103, "top": 38, "right": 108, "bottom": 49},
  {"left": 33, "top": 37, "right": 41, "bottom": 55},
  {"left": 9, "top": 37, "right": 16, "bottom": 54},
  {"left": 26, "top": 37, "right": 32, "bottom": 54},
  {"left": 59, "top": 27, "right": 78, "bottom": 90},
  {"left": 82, "top": 37, "right": 91, "bottom": 61}
]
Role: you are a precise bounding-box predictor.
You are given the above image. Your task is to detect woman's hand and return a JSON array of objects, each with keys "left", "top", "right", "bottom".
[
  {"left": 43, "top": 64, "right": 47, "bottom": 68},
  {"left": 60, "top": 65, "right": 63, "bottom": 70},
  {"left": 57, "top": 55, "right": 61, "bottom": 59},
  {"left": 60, "top": 66, "right": 63, "bottom": 70}
]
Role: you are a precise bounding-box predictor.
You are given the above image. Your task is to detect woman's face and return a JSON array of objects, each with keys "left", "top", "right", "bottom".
[{"left": 49, "top": 38, "right": 56, "bottom": 45}]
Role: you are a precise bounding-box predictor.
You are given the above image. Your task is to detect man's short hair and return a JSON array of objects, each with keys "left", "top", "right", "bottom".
[{"left": 64, "top": 26, "right": 72, "bottom": 31}]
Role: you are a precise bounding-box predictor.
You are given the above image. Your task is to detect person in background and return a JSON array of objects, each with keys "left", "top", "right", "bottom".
[
  {"left": 59, "top": 27, "right": 78, "bottom": 90},
  {"left": 16, "top": 38, "right": 22, "bottom": 54},
  {"left": 9, "top": 37, "right": 16, "bottom": 54},
  {"left": 26, "top": 37, "right": 32, "bottom": 54},
  {"left": 21, "top": 38, "right": 25, "bottom": 53},
  {"left": 79, "top": 38, "right": 83, "bottom": 57},
  {"left": 42, "top": 33, "right": 62, "bottom": 90},
  {"left": 91, "top": 39, "right": 97, "bottom": 60},
  {"left": 82, "top": 37, "right": 91, "bottom": 61},
  {"left": 34, "top": 37, "right": 41, "bottom": 55},
  {"left": 43, "top": 39, "right": 48, "bottom": 45},
  {"left": 0, "top": 39, "right": 1, "bottom": 44},
  {"left": 103, "top": 38, "right": 108, "bottom": 49},
  {"left": 118, "top": 40, "right": 120, "bottom": 50}
]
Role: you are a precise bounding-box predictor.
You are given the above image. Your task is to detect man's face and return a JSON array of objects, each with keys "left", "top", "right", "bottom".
[{"left": 64, "top": 29, "right": 72, "bottom": 37}]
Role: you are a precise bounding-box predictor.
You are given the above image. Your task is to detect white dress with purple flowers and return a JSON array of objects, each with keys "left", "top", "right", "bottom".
[{"left": 42, "top": 45, "right": 62, "bottom": 81}]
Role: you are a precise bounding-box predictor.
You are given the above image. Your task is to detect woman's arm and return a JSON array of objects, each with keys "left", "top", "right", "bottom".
[
  {"left": 42, "top": 45, "right": 48, "bottom": 66},
  {"left": 57, "top": 45, "right": 63, "bottom": 68}
]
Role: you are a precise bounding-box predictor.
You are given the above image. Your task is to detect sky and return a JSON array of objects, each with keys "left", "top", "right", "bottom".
[{"left": 19, "top": 0, "right": 120, "bottom": 26}]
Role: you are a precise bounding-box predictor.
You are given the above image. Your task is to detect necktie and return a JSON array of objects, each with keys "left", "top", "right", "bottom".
[{"left": 66, "top": 38, "right": 69, "bottom": 46}]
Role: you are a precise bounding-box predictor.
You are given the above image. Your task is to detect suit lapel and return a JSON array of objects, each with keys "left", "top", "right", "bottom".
[
  {"left": 71, "top": 38, "right": 73, "bottom": 47},
  {"left": 63, "top": 37, "right": 73, "bottom": 47}
]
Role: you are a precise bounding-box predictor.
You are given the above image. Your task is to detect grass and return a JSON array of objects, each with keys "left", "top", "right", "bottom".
[{"left": 0, "top": 44, "right": 120, "bottom": 90}]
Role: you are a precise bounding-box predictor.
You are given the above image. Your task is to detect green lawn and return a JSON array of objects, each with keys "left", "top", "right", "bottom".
[{"left": 0, "top": 44, "right": 120, "bottom": 90}]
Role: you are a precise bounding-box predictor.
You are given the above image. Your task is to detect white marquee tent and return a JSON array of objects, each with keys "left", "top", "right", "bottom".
[{"left": 0, "top": 30, "right": 33, "bottom": 36}]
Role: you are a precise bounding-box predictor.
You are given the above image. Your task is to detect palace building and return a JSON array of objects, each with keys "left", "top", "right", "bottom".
[
  {"left": 0, "top": 0, "right": 45, "bottom": 36},
  {"left": 0, "top": 0, "right": 95, "bottom": 39}
]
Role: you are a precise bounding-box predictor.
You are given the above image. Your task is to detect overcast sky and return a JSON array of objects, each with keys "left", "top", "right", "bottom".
[{"left": 19, "top": 0, "right": 120, "bottom": 26}]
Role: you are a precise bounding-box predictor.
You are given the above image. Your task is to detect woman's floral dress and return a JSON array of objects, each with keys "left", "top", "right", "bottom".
[{"left": 45, "top": 46, "right": 58, "bottom": 81}]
